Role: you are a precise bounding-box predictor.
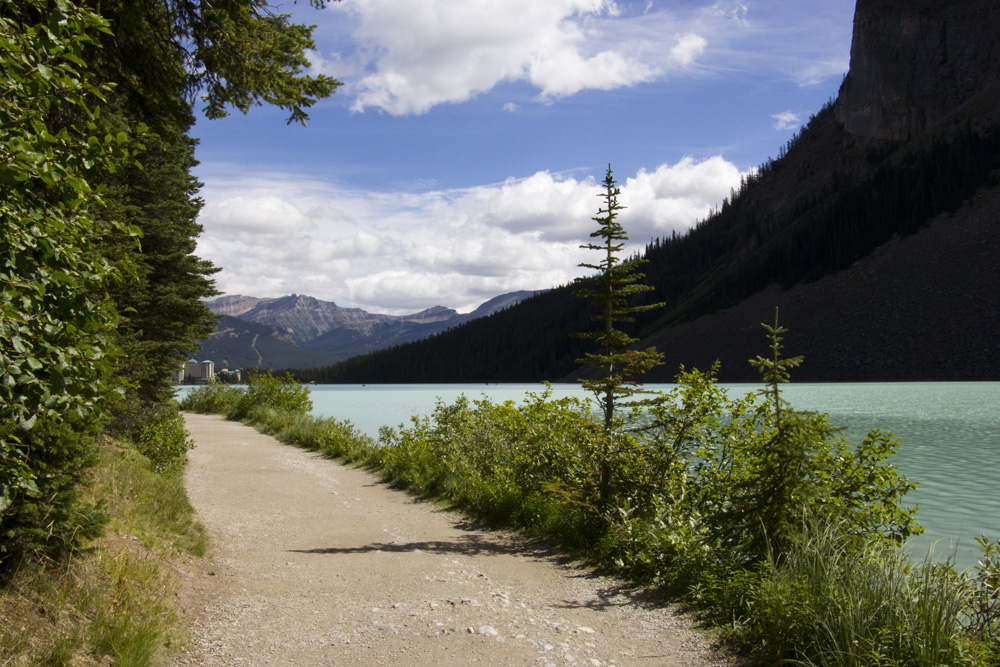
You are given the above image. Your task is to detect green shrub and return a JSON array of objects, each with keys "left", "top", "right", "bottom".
[
  {"left": 180, "top": 372, "right": 312, "bottom": 424},
  {"left": 233, "top": 372, "right": 311, "bottom": 420},
  {"left": 969, "top": 536, "right": 1000, "bottom": 661},
  {"left": 0, "top": 417, "right": 108, "bottom": 571},
  {"left": 178, "top": 383, "right": 243, "bottom": 415},
  {"left": 132, "top": 407, "right": 192, "bottom": 474}
]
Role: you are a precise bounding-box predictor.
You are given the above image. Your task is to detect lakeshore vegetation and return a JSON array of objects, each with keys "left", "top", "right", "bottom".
[
  {"left": 181, "top": 356, "right": 1000, "bottom": 665},
  {"left": 2, "top": 0, "right": 335, "bottom": 662},
  {"left": 181, "top": 169, "right": 999, "bottom": 665}
]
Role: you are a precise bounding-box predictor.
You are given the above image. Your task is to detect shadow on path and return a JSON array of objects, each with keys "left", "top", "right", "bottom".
[
  {"left": 288, "top": 530, "right": 683, "bottom": 614},
  {"left": 289, "top": 532, "right": 553, "bottom": 559}
]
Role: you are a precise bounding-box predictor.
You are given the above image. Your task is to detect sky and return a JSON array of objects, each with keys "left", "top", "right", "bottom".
[{"left": 191, "top": 0, "right": 857, "bottom": 315}]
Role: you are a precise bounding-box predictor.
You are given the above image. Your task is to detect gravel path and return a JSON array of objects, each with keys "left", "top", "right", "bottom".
[{"left": 174, "top": 413, "right": 734, "bottom": 666}]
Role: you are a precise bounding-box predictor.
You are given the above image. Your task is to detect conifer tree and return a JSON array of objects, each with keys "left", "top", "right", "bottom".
[
  {"left": 575, "top": 165, "right": 664, "bottom": 501},
  {"left": 1, "top": 0, "right": 340, "bottom": 568}
]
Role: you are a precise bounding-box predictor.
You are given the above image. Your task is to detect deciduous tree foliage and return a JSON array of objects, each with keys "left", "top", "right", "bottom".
[
  {"left": 0, "top": 0, "right": 339, "bottom": 568},
  {"left": 1, "top": 0, "right": 138, "bottom": 558}
]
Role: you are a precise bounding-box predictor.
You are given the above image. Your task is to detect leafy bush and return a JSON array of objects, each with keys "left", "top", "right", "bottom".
[
  {"left": 177, "top": 383, "right": 243, "bottom": 415},
  {"left": 0, "top": 417, "right": 108, "bottom": 571},
  {"left": 1, "top": 0, "right": 138, "bottom": 575},
  {"left": 232, "top": 372, "right": 311, "bottom": 420},
  {"left": 179, "top": 372, "right": 312, "bottom": 422},
  {"left": 375, "top": 390, "right": 608, "bottom": 546},
  {"left": 132, "top": 407, "right": 192, "bottom": 474}
]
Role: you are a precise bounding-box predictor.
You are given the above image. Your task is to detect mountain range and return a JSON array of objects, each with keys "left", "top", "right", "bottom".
[
  {"left": 195, "top": 291, "right": 544, "bottom": 370},
  {"left": 287, "top": 0, "right": 1000, "bottom": 383}
]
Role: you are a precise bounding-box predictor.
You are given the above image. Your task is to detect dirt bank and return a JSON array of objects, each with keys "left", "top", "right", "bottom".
[{"left": 173, "top": 413, "right": 734, "bottom": 666}]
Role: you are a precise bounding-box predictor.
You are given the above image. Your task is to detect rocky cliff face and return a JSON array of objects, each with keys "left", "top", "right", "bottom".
[
  {"left": 836, "top": 0, "right": 1000, "bottom": 142},
  {"left": 236, "top": 294, "right": 392, "bottom": 342},
  {"left": 205, "top": 294, "right": 274, "bottom": 317}
]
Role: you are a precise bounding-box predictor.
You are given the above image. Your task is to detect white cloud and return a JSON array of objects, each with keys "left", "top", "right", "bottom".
[
  {"left": 531, "top": 48, "right": 655, "bottom": 99},
  {"left": 772, "top": 110, "right": 801, "bottom": 130},
  {"left": 621, "top": 156, "right": 743, "bottom": 239},
  {"left": 711, "top": 1, "right": 749, "bottom": 27},
  {"left": 311, "top": 0, "right": 852, "bottom": 115},
  {"left": 325, "top": 0, "right": 688, "bottom": 114},
  {"left": 460, "top": 171, "right": 596, "bottom": 241},
  {"left": 195, "top": 158, "right": 745, "bottom": 314},
  {"left": 202, "top": 194, "right": 308, "bottom": 235},
  {"left": 669, "top": 33, "right": 707, "bottom": 66}
]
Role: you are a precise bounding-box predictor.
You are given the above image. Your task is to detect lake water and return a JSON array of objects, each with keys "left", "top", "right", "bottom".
[{"left": 180, "top": 382, "right": 999, "bottom": 570}]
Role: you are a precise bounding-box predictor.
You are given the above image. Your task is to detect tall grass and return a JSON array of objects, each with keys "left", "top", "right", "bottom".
[
  {"left": 697, "top": 522, "right": 987, "bottom": 665},
  {"left": 0, "top": 421, "right": 207, "bottom": 666}
]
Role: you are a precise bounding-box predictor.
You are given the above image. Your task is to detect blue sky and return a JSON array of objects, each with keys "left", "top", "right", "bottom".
[{"left": 192, "top": 0, "right": 856, "bottom": 314}]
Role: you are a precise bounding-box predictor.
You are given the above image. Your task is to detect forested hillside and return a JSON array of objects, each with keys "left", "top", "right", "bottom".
[
  {"left": 295, "top": 0, "right": 1000, "bottom": 384},
  {"left": 1, "top": 0, "right": 336, "bottom": 570}
]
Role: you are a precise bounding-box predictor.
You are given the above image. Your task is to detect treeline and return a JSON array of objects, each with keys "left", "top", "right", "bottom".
[
  {"left": 641, "top": 120, "right": 1000, "bottom": 330},
  {"left": 291, "top": 287, "right": 594, "bottom": 383},
  {"left": 1, "top": 0, "right": 336, "bottom": 572},
  {"left": 293, "top": 104, "right": 1000, "bottom": 384}
]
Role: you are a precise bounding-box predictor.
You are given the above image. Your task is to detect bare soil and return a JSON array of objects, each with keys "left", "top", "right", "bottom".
[{"left": 173, "top": 413, "right": 735, "bottom": 667}]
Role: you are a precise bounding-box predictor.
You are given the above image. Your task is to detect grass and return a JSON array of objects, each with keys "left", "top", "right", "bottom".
[{"left": 0, "top": 436, "right": 206, "bottom": 666}]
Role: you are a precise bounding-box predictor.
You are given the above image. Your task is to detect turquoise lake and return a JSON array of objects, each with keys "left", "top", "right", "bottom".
[{"left": 181, "top": 382, "right": 999, "bottom": 570}]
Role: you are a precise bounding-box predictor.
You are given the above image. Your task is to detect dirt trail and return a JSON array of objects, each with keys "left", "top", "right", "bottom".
[{"left": 174, "top": 413, "right": 733, "bottom": 667}]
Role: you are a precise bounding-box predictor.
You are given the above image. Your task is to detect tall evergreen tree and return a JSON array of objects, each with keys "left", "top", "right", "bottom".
[
  {"left": 574, "top": 165, "right": 664, "bottom": 502},
  {"left": 88, "top": 0, "right": 341, "bottom": 419}
]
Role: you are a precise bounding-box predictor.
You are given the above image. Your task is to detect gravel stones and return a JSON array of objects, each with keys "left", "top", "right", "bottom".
[{"left": 174, "top": 413, "right": 733, "bottom": 666}]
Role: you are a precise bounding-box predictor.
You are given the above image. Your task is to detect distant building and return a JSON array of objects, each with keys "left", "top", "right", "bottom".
[{"left": 184, "top": 358, "right": 215, "bottom": 384}]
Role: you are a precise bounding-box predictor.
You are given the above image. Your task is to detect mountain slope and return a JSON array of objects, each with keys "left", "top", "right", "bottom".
[
  {"left": 195, "top": 316, "right": 341, "bottom": 370},
  {"left": 197, "top": 291, "right": 545, "bottom": 368},
  {"left": 294, "top": 0, "right": 1000, "bottom": 384},
  {"left": 596, "top": 184, "right": 1000, "bottom": 382}
]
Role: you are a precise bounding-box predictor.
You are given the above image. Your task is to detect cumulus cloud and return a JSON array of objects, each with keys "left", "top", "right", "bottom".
[
  {"left": 202, "top": 194, "right": 308, "bottom": 235},
  {"left": 195, "top": 158, "right": 745, "bottom": 314},
  {"left": 621, "top": 156, "right": 743, "bottom": 238},
  {"left": 310, "top": 0, "right": 851, "bottom": 115},
  {"left": 669, "top": 33, "right": 707, "bottom": 66},
  {"left": 772, "top": 110, "right": 801, "bottom": 130},
  {"left": 325, "top": 0, "right": 703, "bottom": 114}
]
